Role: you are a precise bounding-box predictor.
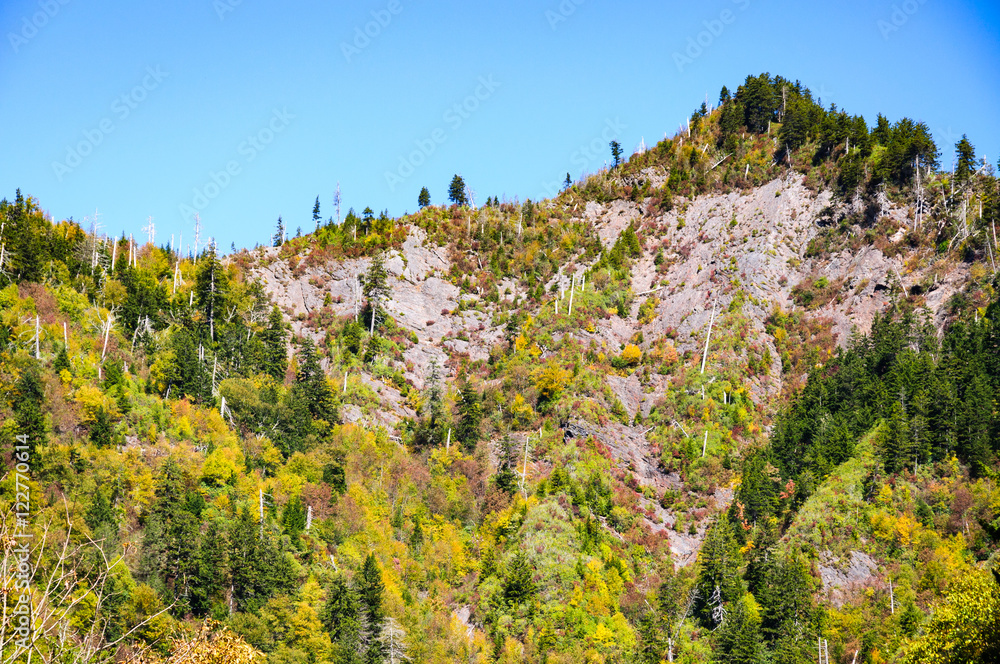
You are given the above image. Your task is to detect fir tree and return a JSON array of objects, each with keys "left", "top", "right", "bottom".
[
  {"left": 955, "top": 134, "right": 977, "bottom": 183},
  {"left": 357, "top": 553, "right": 386, "bottom": 663},
  {"left": 418, "top": 187, "right": 430, "bottom": 208},
  {"left": 282, "top": 496, "right": 307, "bottom": 536},
  {"left": 260, "top": 305, "right": 288, "bottom": 381},
  {"left": 273, "top": 216, "right": 285, "bottom": 247},
  {"left": 313, "top": 196, "right": 322, "bottom": 230},
  {"left": 90, "top": 406, "right": 115, "bottom": 448},
  {"left": 293, "top": 338, "right": 338, "bottom": 424},
  {"left": 448, "top": 175, "right": 468, "bottom": 205},
  {"left": 455, "top": 382, "right": 482, "bottom": 453}
]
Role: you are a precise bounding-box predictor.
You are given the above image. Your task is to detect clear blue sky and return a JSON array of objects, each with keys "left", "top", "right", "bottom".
[{"left": 2, "top": 0, "right": 998, "bottom": 253}]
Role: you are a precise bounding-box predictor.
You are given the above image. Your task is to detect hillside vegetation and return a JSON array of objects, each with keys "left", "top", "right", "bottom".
[{"left": 1, "top": 73, "right": 999, "bottom": 663}]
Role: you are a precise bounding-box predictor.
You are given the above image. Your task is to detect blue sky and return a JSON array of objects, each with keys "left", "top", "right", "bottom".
[{"left": 1, "top": 0, "right": 997, "bottom": 253}]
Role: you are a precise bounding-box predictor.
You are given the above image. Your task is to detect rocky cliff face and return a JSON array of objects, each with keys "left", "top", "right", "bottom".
[{"left": 246, "top": 174, "right": 975, "bottom": 564}]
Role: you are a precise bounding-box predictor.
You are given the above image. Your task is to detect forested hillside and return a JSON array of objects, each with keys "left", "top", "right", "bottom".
[{"left": 1, "top": 73, "right": 999, "bottom": 663}]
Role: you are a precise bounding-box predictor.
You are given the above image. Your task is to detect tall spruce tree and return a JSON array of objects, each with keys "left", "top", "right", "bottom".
[
  {"left": 448, "top": 175, "right": 468, "bottom": 205},
  {"left": 417, "top": 187, "right": 430, "bottom": 208}
]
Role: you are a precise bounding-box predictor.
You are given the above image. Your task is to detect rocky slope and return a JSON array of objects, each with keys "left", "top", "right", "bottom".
[{"left": 245, "top": 173, "right": 977, "bottom": 565}]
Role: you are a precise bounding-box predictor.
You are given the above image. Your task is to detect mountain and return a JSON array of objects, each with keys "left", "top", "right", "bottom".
[{"left": 1, "top": 73, "right": 999, "bottom": 663}]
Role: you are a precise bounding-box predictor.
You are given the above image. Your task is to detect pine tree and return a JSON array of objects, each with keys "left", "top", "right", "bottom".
[
  {"left": 448, "top": 175, "right": 468, "bottom": 205},
  {"left": 313, "top": 196, "right": 322, "bottom": 230},
  {"left": 418, "top": 187, "right": 430, "bottom": 208},
  {"left": 564, "top": 173, "right": 572, "bottom": 189}
]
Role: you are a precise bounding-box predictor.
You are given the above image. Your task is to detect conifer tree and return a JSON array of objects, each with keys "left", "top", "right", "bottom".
[
  {"left": 955, "top": 134, "right": 977, "bottom": 183},
  {"left": 260, "top": 305, "right": 288, "bottom": 381},
  {"left": 322, "top": 573, "right": 362, "bottom": 664},
  {"left": 357, "top": 553, "right": 386, "bottom": 663},
  {"left": 418, "top": 187, "right": 430, "bottom": 208},
  {"left": 190, "top": 520, "right": 227, "bottom": 616},
  {"left": 273, "top": 216, "right": 285, "bottom": 247},
  {"left": 90, "top": 406, "right": 114, "bottom": 448},
  {"left": 313, "top": 196, "right": 322, "bottom": 230},
  {"left": 294, "top": 338, "right": 337, "bottom": 424},
  {"left": 282, "top": 496, "right": 307, "bottom": 536},
  {"left": 610, "top": 140, "right": 623, "bottom": 169},
  {"left": 362, "top": 251, "right": 390, "bottom": 337},
  {"left": 448, "top": 175, "right": 468, "bottom": 205},
  {"left": 456, "top": 382, "right": 483, "bottom": 453}
]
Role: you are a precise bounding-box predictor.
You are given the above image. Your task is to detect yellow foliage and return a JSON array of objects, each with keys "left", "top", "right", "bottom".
[
  {"left": 621, "top": 344, "right": 642, "bottom": 366},
  {"left": 515, "top": 334, "right": 528, "bottom": 352},
  {"left": 877, "top": 483, "right": 893, "bottom": 506},
  {"left": 144, "top": 622, "right": 264, "bottom": 664},
  {"left": 511, "top": 393, "right": 535, "bottom": 427},
  {"left": 533, "top": 360, "right": 571, "bottom": 403},
  {"left": 899, "top": 570, "right": 1000, "bottom": 663},
  {"left": 894, "top": 512, "right": 919, "bottom": 548},
  {"left": 74, "top": 384, "right": 114, "bottom": 422},
  {"left": 201, "top": 446, "right": 245, "bottom": 486}
]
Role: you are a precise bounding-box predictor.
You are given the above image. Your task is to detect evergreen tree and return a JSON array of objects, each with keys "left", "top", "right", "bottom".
[
  {"left": 362, "top": 251, "right": 391, "bottom": 336},
  {"left": 713, "top": 594, "right": 766, "bottom": 664},
  {"left": 293, "top": 338, "right": 338, "bottom": 424},
  {"left": 609, "top": 140, "right": 623, "bottom": 169},
  {"left": 955, "top": 134, "right": 977, "bottom": 183},
  {"left": 282, "top": 496, "right": 307, "bottom": 537},
  {"left": 321, "top": 573, "right": 363, "bottom": 664},
  {"left": 13, "top": 365, "right": 46, "bottom": 461},
  {"left": 53, "top": 344, "right": 71, "bottom": 373},
  {"left": 357, "top": 553, "right": 386, "bottom": 663},
  {"left": 448, "top": 175, "right": 468, "bottom": 205},
  {"left": 455, "top": 382, "right": 482, "bottom": 453},
  {"left": 313, "top": 196, "right": 322, "bottom": 230},
  {"left": 695, "top": 518, "right": 744, "bottom": 628},
  {"left": 260, "top": 305, "right": 288, "bottom": 381},
  {"left": 502, "top": 551, "right": 536, "bottom": 606},
  {"left": 418, "top": 187, "right": 430, "bottom": 208},
  {"left": 564, "top": 173, "right": 572, "bottom": 189},
  {"left": 85, "top": 487, "right": 116, "bottom": 531},
  {"left": 194, "top": 242, "right": 228, "bottom": 341},
  {"left": 90, "top": 406, "right": 115, "bottom": 448},
  {"left": 190, "top": 520, "right": 227, "bottom": 616},
  {"left": 737, "top": 73, "right": 778, "bottom": 134},
  {"left": 273, "top": 216, "right": 285, "bottom": 247}
]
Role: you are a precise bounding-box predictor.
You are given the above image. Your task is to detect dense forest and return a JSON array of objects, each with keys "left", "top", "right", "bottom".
[{"left": 1, "top": 73, "right": 999, "bottom": 663}]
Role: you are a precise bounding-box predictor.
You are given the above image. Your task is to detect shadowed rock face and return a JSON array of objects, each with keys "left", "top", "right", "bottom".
[
  {"left": 818, "top": 550, "right": 880, "bottom": 607},
  {"left": 246, "top": 174, "right": 976, "bottom": 566}
]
